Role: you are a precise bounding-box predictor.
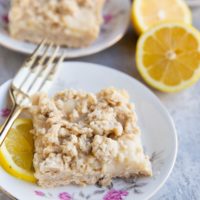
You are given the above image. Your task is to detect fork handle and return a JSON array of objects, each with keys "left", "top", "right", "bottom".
[{"left": 0, "top": 104, "right": 22, "bottom": 147}]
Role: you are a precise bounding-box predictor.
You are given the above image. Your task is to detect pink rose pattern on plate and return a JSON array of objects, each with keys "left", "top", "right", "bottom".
[
  {"left": 34, "top": 191, "right": 46, "bottom": 197},
  {"left": 34, "top": 190, "right": 129, "bottom": 200},
  {"left": 103, "top": 190, "right": 128, "bottom": 200},
  {"left": 0, "top": 108, "right": 11, "bottom": 117},
  {"left": 59, "top": 192, "right": 72, "bottom": 200},
  {"left": 0, "top": 0, "right": 9, "bottom": 28},
  {"left": 103, "top": 14, "right": 113, "bottom": 24},
  {"left": 2, "top": 14, "right": 8, "bottom": 24}
]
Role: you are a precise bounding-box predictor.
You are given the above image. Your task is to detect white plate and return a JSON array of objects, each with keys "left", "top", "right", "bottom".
[
  {"left": 0, "top": 0, "right": 130, "bottom": 58},
  {"left": 0, "top": 62, "right": 177, "bottom": 200}
]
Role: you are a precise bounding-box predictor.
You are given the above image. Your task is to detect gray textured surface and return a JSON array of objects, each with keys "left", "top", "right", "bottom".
[{"left": 1, "top": 7, "right": 200, "bottom": 200}]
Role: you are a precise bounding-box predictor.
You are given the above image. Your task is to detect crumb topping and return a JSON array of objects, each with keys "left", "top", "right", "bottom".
[{"left": 30, "top": 88, "right": 152, "bottom": 187}]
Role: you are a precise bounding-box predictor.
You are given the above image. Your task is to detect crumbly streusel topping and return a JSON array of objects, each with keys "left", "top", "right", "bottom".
[
  {"left": 11, "top": 0, "right": 101, "bottom": 22},
  {"left": 9, "top": 0, "right": 105, "bottom": 47},
  {"left": 30, "top": 88, "right": 152, "bottom": 187}
]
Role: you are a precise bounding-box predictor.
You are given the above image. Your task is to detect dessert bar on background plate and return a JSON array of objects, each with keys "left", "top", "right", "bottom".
[
  {"left": 9, "top": 0, "right": 105, "bottom": 48},
  {"left": 0, "top": 0, "right": 131, "bottom": 57}
]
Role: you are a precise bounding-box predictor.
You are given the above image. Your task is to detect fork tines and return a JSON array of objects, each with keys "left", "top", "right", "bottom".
[
  {"left": 0, "top": 41, "right": 64, "bottom": 147},
  {"left": 12, "top": 41, "right": 65, "bottom": 97}
]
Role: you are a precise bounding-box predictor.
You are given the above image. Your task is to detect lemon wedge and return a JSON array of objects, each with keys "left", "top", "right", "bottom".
[
  {"left": 0, "top": 118, "right": 36, "bottom": 182},
  {"left": 132, "top": 0, "right": 192, "bottom": 34},
  {"left": 136, "top": 23, "right": 200, "bottom": 92}
]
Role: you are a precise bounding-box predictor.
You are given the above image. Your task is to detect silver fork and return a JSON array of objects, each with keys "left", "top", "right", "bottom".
[{"left": 0, "top": 41, "right": 64, "bottom": 146}]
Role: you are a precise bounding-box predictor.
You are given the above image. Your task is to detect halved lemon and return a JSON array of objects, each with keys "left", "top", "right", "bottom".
[
  {"left": 0, "top": 118, "right": 36, "bottom": 182},
  {"left": 136, "top": 23, "right": 200, "bottom": 92},
  {"left": 132, "top": 0, "right": 192, "bottom": 34}
]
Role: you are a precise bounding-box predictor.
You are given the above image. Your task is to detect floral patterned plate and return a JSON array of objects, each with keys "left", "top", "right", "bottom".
[
  {"left": 0, "top": 0, "right": 130, "bottom": 58},
  {"left": 0, "top": 62, "right": 178, "bottom": 200}
]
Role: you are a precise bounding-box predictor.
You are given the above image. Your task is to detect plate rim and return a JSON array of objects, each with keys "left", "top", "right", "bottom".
[
  {"left": 0, "top": 61, "right": 178, "bottom": 200},
  {"left": 0, "top": 0, "right": 131, "bottom": 58}
]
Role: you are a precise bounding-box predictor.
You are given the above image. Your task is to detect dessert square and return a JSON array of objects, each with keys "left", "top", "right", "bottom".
[
  {"left": 9, "top": 0, "right": 105, "bottom": 47},
  {"left": 30, "top": 88, "right": 152, "bottom": 187}
]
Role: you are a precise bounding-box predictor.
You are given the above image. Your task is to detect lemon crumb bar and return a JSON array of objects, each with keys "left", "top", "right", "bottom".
[
  {"left": 30, "top": 88, "right": 152, "bottom": 188},
  {"left": 9, "top": 0, "right": 105, "bottom": 47}
]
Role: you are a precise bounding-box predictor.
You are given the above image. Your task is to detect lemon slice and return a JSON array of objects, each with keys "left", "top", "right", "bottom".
[
  {"left": 136, "top": 23, "right": 200, "bottom": 92},
  {"left": 132, "top": 0, "right": 192, "bottom": 34},
  {"left": 0, "top": 118, "right": 36, "bottom": 182}
]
